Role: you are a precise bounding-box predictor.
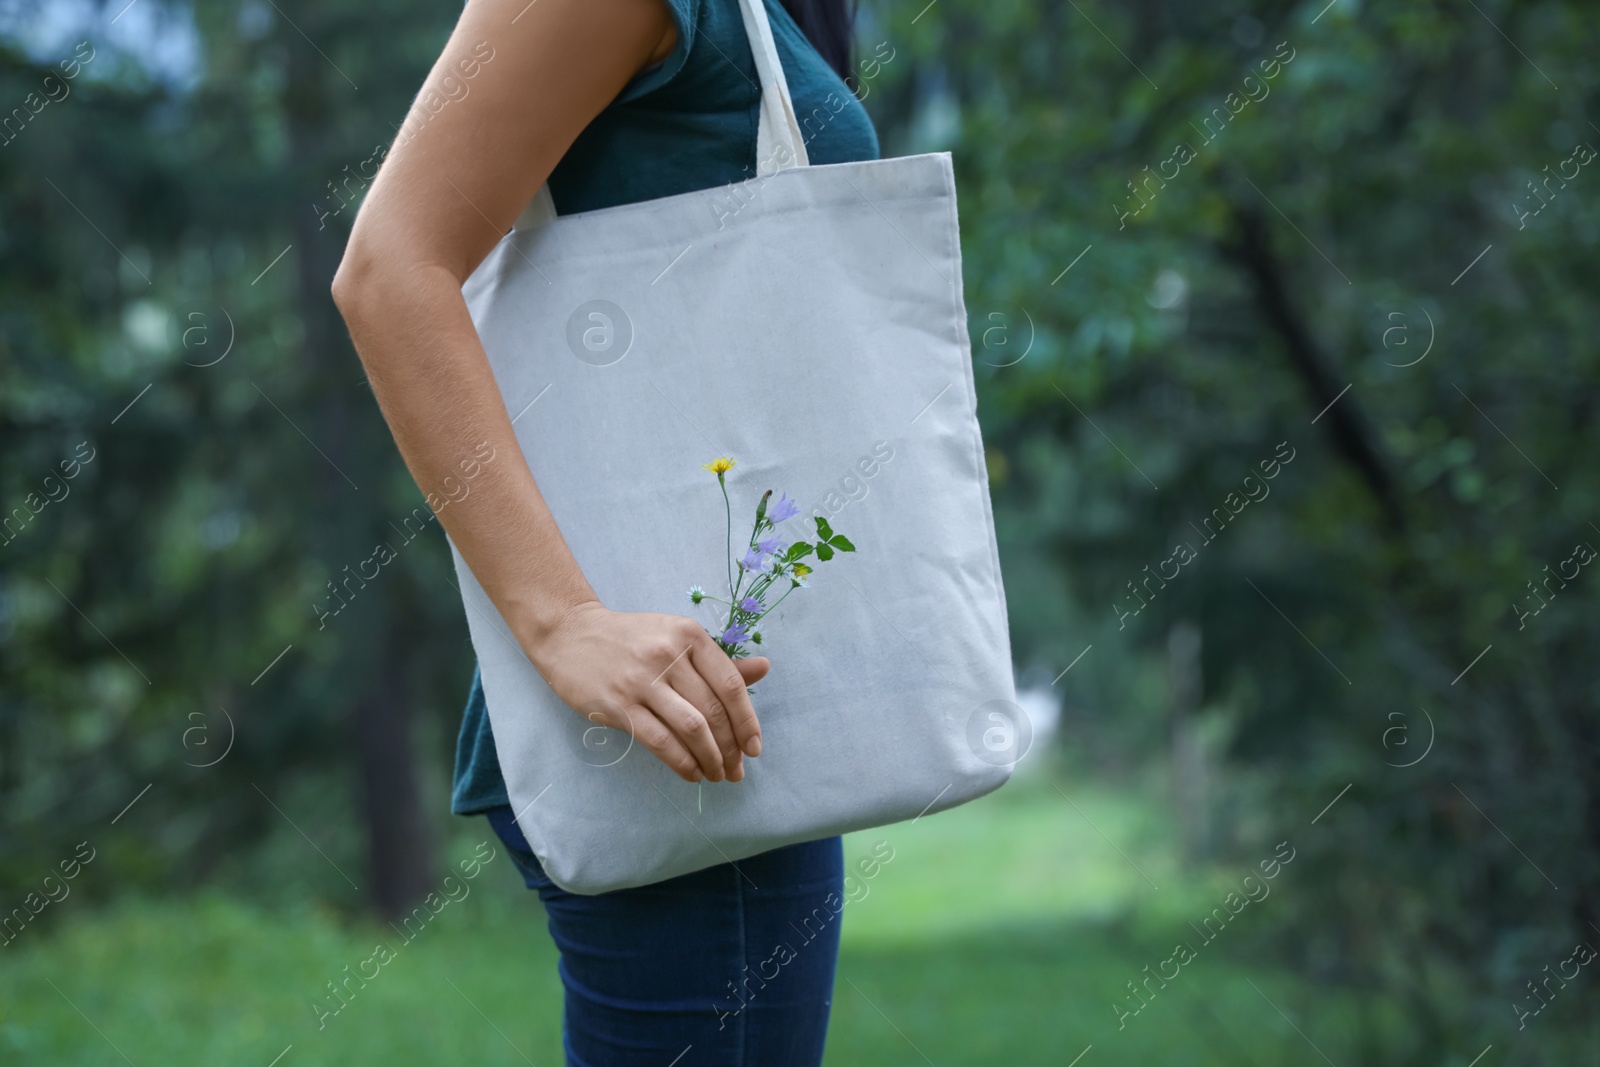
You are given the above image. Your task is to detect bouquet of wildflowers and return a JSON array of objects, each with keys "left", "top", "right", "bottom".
[
  {"left": 689, "top": 456, "right": 855, "bottom": 663},
  {"left": 686, "top": 456, "right": 854, "bottom": 810}
]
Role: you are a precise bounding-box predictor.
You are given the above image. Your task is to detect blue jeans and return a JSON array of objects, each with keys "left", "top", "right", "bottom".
[{"left": 484, "top": 806, "right": 844, "bottom": 1067}]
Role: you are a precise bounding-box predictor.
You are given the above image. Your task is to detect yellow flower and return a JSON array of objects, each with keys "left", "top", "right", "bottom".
[
  {"left": 701, "top": 456, "right": 736, "bottom": 475},
  {"left": 792, "top": 562, "right": 811, "bottom": 577}
]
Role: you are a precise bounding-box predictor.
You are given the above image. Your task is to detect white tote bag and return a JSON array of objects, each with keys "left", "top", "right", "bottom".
[{"left": 449, "top": 0, "right": 1019, "bottom": 894}]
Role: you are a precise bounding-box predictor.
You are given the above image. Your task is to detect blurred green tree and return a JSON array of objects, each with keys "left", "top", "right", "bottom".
[
  {"left": 873, "top": 0, "right": 1597, "bottom": 1059},
  {"left": 0, "top": 0, "right": 472, "bottom": 922}
]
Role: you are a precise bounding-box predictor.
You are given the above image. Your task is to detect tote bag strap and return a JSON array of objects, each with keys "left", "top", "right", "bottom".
[
  {"left": 513, "top": 0, "right": 809, "bottom": 231},
  {"left": 735, "top": 0, "right": 810, "bottom": 174}
]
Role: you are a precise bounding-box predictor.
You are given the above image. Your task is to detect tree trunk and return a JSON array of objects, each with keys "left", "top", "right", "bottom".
[
  {"left": 1168, "top": 619, "right": 1207, "bottom": 865},
  {"left": 1219, "top": 201, "right": 1406, "bottom": 534},
  {"left": 282, "top": 0, "right": 435, "bottom": 919},
  {"left": 353, "top": 628, "right": 436, "bottom": 919}
]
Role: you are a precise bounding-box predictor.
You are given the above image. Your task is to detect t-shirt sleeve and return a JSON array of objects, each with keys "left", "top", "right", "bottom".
[{"left": 613, "top": 0, "right": 700, "bottom": 104}]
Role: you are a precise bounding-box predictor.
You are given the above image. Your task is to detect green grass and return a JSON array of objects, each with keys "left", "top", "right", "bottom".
[{"left": 0, "top": 773, "right": 1387, "bottom": 1065}]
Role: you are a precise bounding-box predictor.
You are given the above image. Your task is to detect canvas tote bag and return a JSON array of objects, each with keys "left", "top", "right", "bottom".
[{"left": 448, "top": 0, "right": 1019, "bottom": 894}]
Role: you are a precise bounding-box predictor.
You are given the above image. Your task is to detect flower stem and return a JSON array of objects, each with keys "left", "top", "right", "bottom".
[
  {"left": 758, "top": 583, "right": 797, "bottom": 618},
  {"left": 729, "top": 514, "right": 766, "bottom": 605},
  {"left": 719, "top": 476, "right": 734, "bottom": 599}
]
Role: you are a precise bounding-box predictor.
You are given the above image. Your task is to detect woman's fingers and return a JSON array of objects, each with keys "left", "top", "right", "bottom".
[
  {"left": 690, "top": 639, "right": 765, "bottom": 759},
  {"left": 733, "top": 655, "right": 770, "bottom": 685},
  {"left": 557, "top": 614, "right": 773, "bottom": 783},
  {"left": 667, "top": 665, "right": 745, "bottom": 781},
  {"left": 616, "top": 703, "right": 702, "bottom": 783},
  {"left": 644, "top": 685, "right": 727, "bottom": 781}
]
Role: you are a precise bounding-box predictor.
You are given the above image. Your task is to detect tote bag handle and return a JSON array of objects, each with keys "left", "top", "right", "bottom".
[
  {"left": 736, "top": 0, "right": 811, "bottom": 173},
  {"left": 514, "top": 0, "right": 810, "bottom": 230}
]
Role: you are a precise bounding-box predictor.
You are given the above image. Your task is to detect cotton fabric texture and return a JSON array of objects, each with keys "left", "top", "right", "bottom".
[
  {"left": 451, "top": 0, "right": 879, "bottom": 817},
  {"left": 449, "top": 0, "right": 1017, "bottom": 893}
]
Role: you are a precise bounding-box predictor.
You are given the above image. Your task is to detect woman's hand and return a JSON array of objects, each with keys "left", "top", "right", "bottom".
[{"left": 531, "top": 602, "right": 767, "bottom": 783}]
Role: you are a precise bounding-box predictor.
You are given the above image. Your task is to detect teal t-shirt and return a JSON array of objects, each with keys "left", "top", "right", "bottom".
[{"left": 451, "top": 0, "right": 880, "bottom": 815}]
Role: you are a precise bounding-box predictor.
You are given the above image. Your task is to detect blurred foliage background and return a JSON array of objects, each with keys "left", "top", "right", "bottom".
[{"left": 1, "top": 0, "right": 1596, "bottom": 1062}]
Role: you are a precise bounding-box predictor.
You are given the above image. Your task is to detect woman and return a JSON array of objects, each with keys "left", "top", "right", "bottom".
[{"left": 331, "top": 0, "right": 879, "bottom": 1061}]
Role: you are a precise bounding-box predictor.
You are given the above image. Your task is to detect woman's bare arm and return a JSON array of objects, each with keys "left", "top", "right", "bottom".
[{"left": 332, "top": 0, "right": 763, "bottom": 784}]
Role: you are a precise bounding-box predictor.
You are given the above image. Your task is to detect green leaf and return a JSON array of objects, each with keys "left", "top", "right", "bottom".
[
  {"left": 828, "top": 535, "right": 855, "bottom": 552},
  {"left": 816, "top": 543, "right": 835, "bottom": 561},
  {"left": 786, "top": 542, "right": 814, "bottom": 561},
  {"left": 815, "top": 516, "right": 834, "bottom": 541}
]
